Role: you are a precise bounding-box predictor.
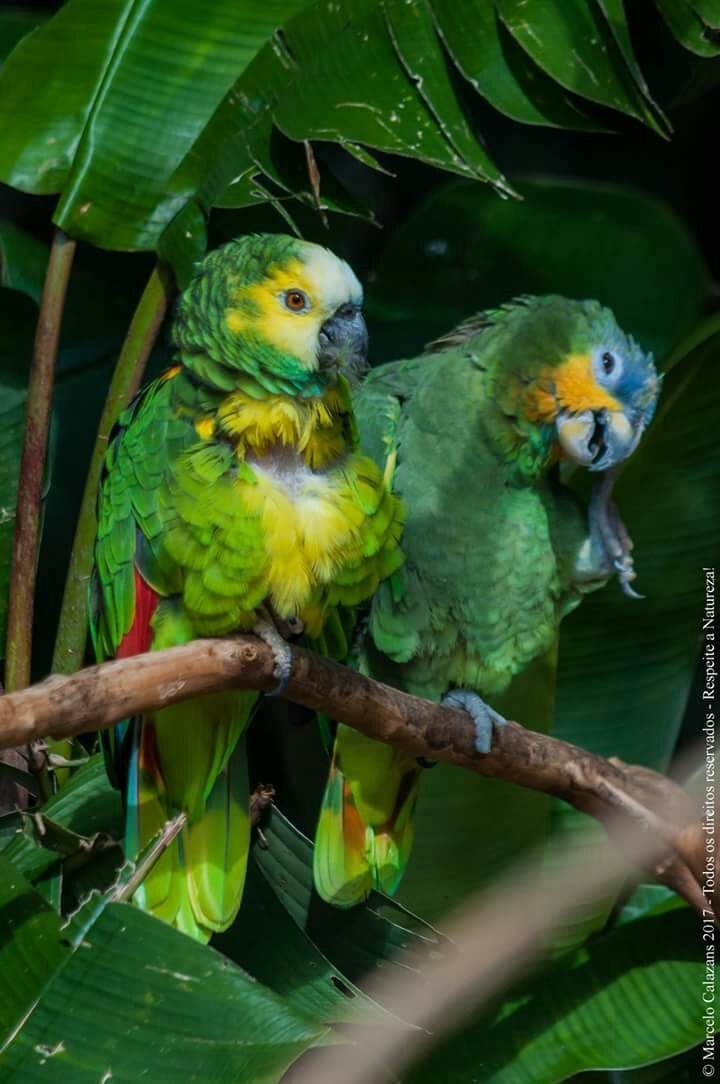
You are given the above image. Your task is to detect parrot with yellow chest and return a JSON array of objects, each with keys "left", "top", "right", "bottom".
[
  {"left": 313, "top": 296, "right": 661, "bottom": 908},
  {"left": 91, "top": 234, "right": 404, "bottom": 941}
]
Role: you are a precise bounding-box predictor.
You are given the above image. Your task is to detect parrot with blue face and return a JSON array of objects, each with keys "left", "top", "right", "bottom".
[
  {"left": 91, "top": 234, "right": 404, "bottom": 941},
  {"left": 313, "top": 295, "right": 660, "bottom": 908}
]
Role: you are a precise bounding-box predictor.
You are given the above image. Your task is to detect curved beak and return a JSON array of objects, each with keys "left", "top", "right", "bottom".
[
  {"left": 317, "top": 303, "right": 368, "bottom": 381},
  {"left": 556, "top": 408, "right": 644, "bottom": 471}
]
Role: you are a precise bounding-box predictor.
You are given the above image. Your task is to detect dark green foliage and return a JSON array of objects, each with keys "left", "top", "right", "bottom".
[{"left": 0, "top": 2, "right": 718, "bottom": 1080}]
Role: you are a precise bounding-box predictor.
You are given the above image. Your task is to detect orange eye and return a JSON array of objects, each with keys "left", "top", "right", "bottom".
[{"left": 284, "top": 289, "right": 308, "bottom": 312}]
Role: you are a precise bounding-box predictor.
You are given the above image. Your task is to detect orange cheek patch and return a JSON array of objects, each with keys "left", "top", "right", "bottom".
[{"left": 525, "top": 353, "right": 622, "bottom": 421}]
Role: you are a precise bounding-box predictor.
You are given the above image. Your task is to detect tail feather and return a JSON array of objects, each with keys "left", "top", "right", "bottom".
[
  {"left": 127, "top": 720, "right": 184, "bottom": 924},
  {"left": 184, "top": 742, "right": 250, "bottom": 933},
  {"left": 314, "top": 724, "right": 420, "bottom": 908},
  {"left": 125, "top": 691, "right": 256, "bottom": 942}
]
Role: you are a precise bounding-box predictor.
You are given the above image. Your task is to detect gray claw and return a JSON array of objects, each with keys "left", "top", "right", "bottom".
[
  {"left": 253, "top": 608, "right": 294, "bottom": 698},
  {"left": 442, "top": 689, "right": 507, "bottom": 754},
  {"left": 588, "top": 470, "right": 642, "bottom": 600},
  {"left": 620, "top": 578, "right": 644, "bottom": 601},
  {"left": 284, "top": 616, "right": 305, "bottom": 638}
]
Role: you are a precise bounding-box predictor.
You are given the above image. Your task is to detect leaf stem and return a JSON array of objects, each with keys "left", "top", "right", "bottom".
[
  {"left": 51, "top": 262, "right": 174, "bottom": 676},
  {"left": 5, "top": 229, "right": 76, "bottom": 693}
]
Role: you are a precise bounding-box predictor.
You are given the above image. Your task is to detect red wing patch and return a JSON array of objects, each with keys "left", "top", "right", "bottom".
[
  {"left": 117, "top": 569, "right": 159, "bottom": 659},
  {"left": 342, "top": 777, "right": 368, "bottom": 857}
]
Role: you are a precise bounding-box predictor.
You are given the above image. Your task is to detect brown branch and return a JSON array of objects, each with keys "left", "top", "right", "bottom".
[
  {"left": 0, "top": 636, "right": 704, "bottom": 908},
  {"left": 5, "top": 229, "right": 76, "bottom": 693},
  {"left": 250, "top": 783, "right": 276, "bottom": 827}
]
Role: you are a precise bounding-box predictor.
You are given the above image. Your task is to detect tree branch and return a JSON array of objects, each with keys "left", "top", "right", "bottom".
[{"left": 0, "top": 635, "right": 705, "bottom": 910}]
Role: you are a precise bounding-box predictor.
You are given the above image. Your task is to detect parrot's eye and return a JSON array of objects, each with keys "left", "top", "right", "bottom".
[
  {"left": 284, "top": 289, "right": 309, "bottom": 312},
  {"left": 602, "top": 352, "right": 617, "bottom": 375}
]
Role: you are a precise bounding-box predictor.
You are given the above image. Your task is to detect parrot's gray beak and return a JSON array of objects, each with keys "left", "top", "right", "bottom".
[
  {"left": 317, "top": 303, "right": 368, "bottom": 382},
  {"left": 556, "top": 408, "right": 644, "bottom": 472}
]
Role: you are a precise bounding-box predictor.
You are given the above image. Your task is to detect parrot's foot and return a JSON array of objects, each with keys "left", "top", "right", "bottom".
[
  {"left": 588, "top": 469, "right": 642, "bottom": 599},
  {"left": 253, "top": 607, "right": 294, "bottom": 698},
  {"left": 441, "top": 689, "right": 507, "bottom": 754},
  {"left": 283, "top": 615, "right": 305, "bottom": 638}
]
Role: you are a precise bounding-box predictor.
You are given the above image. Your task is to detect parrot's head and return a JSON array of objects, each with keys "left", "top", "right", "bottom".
[
  {"left": 488, "top": 296, "right": 660, "bottom": 473},
  {"left": 172, "top": 234, "right": 366, "bottom": 395}
]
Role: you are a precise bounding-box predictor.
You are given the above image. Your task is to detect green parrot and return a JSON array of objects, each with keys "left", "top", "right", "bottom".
[
  {"left": 313, "top": 295, "right": 661, "bottom": 908},
  {"left": 91, "top": 234, "right": 404, "bottom": 941}
]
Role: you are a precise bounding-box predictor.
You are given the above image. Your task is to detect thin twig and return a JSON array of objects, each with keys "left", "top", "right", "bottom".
[
  {"left": 111, "top": 812, "right": 187, "bottom": 903},
  {"left": 250, "top": 782, "right": 276, "bottom": 827},
  {"left": 51, "top": 262, "right": 174, "bottom": 677},
  {"left": 304, "top": 141, "right": 327, "bottom": 226},
  {"left": 5, "top": 229, "right": 76, "bottom": 694}
]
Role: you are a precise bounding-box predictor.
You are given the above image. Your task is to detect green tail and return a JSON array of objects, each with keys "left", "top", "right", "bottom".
[
  {"left": 127, "top": 689, "right": 255, "bottom": 942},
  {"left": 313, "top": 723, "right": 420, "bottom": 908}
]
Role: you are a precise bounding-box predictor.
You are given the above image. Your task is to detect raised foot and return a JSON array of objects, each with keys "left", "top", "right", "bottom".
[
  {"left": 253, "top": 606, "right": 294, "bottom": 698},
  {"left": 442, "top": 689, "right": 507, "bottom": 755},
  {"left": 588, "top": 469, "right": 643, "bottom": 600}
]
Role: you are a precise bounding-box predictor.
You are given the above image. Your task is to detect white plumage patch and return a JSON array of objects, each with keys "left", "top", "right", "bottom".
[{"left": 299, "top": 243, "right": 363, "bottom": 316}]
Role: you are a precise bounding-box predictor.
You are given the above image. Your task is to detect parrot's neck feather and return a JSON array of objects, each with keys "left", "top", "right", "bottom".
[
  {"left": 210, "top": 380, "right": 352, "bottom": 470},
  {"left": 179, "top": 349, "right": 332, "bottom": 400}
]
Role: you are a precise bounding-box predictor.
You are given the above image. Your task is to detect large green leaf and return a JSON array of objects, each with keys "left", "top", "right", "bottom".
[
  {"left": 198, "top": 0, "right": 688, "bottom": 218},
  {"left": 691, "top": 0, "right": 720, "bottom": 29},
  {"left": 383, "top": 0, "right": 510, "bottom": 183},
  {"left": 0, "top": 856, "right": 326, "bottom": 1082},
  {"left": 0, "top": 0, "right": 308, "bottom": 247},
  {"left": 655, "top": 0, "right": 720, "bottom": 56},
  {"left": 2, "top": 755, "right": 121, "bottom": 885},
  {"left": 4, "top": 766, "right": 436, "bottom": 1032},
  {"left": 0, "top": 218, "right": 47, "bottom": 301},
  {"left": 366, "top": 175, "right": 709, "bottom": 362},
  {"left": 0, "top": 6, "right": 45, "bottom": 65},
  {"left": 496, "top": 0, "right": 667, "bottom": 132},
  {"left": 0, "top": 0, "right": 509, "bottom": 260},
  {"left": 250, "top": 807, "right": 448, "bottom": 1012},
  {"left": 177, "top": 0, "right": 513, "bottom": 232},
  {"left": 431, "top": 0, "right": 601, "bottom": 130},
  {"left": 217, "top": 857, "right": 392, "bottom": 1026},
  {"left": 0, "top": 811, "right": 22, "bottom": 851},
  {"left": 409, "top": 898, "right": 702, "bottom": 1082},
  {"left": 0, "top": 0, "right": 694, "bottom": 263}
]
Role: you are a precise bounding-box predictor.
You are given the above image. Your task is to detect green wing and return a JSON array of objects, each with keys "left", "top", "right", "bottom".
[{"left": 91, "top": 372, "right": 193, "bottom": 661}]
